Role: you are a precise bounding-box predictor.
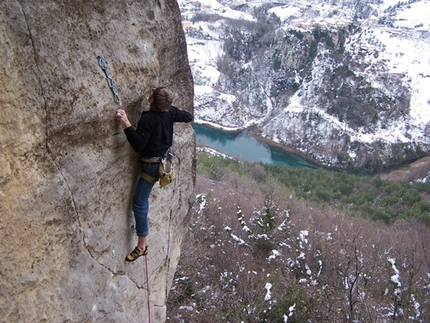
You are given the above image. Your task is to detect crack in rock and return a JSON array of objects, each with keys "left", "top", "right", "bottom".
[{"left": 16, "top": 0, "right": 106, "bottom": 274}]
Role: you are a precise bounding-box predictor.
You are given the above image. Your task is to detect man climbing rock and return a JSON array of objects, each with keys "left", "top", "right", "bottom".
[{"left": 116, "top": 87, "right": 193, "bottom": 261}]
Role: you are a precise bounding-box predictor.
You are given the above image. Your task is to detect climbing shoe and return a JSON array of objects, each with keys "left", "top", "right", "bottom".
[{"left": 125, "top": 246, "right": 148, "bottom": 262}]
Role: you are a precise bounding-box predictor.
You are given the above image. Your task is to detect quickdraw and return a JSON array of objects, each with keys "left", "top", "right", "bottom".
[{"left": 97, "top": 56, "right": 121, "bottom": 105}]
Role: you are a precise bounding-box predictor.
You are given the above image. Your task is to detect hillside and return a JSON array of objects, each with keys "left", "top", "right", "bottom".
[
  {"left": 167, "top": 152, "right": 430, "bottom": 322},
  {"left": 179, "top": 0, "right": 430, "bottom": 172}
]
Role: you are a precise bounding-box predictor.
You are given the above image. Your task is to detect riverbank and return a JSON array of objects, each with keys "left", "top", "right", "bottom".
[
  {"left": 251, "top": 132, "right": 322, "bottom": 169},
  {"left": 193, "top": 123, "right": 317, "bottom": 168},
  {"left": 194, "top": 122, "right": 430, "bottom": 181},
  {"left": 194, "top": 120, "right": 247, "bottom": 133},
  {"left": 382, "top": 156, "right": 430, "bottom": 182},
  {"left": 246, "top": 133, "right": 430, "bottom": 181},
  {"left": 194, "top": 121, "right": 316, "bottom": 158},
  {"left": 194, "top": 122, "right": 323, "bottom": 168}
]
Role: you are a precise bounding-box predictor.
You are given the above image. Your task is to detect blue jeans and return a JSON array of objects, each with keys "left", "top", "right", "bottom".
[{"left": 133, "top": 162, "right": 159, "bottom": 237}]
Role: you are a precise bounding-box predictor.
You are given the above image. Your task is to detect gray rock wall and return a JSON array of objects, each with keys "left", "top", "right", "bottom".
[{"left": 0, "top": 1, "right": 195, "bottom": 322}]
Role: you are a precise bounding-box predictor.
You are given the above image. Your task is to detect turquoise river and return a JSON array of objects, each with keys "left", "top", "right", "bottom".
[{"left": 193, "top": 124, "right": 317, "bottom": 169}]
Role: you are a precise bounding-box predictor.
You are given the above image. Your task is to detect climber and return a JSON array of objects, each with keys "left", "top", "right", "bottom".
[{"left": 116, "top": 87, "right": 193, "bottom": 262}]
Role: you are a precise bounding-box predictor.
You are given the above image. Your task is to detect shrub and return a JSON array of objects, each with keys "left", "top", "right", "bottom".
[
  {"left": 167, "top": 153, "right": 430, "bottom": 322},
  {"left": 263, "top": 281, "right": 316, "bottom": 323}
]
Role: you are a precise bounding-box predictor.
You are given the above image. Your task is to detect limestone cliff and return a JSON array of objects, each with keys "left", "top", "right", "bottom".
[{"left": 0, "top": 1, "right": 195, "bottom": 322}]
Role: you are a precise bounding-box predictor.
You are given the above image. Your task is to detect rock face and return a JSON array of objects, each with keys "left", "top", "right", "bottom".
[{"left": 0, "top": 1, "right": 194, "bottom": 322}]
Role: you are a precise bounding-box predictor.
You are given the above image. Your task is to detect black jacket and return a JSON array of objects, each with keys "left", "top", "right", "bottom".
[{"left": 124, "top": 105, "right": 193, "bottom": 157}]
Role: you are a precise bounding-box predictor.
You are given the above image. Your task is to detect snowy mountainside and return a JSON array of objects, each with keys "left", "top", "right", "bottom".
[{"left": 179, "top": 0, "right": 430, "bottom": 172}]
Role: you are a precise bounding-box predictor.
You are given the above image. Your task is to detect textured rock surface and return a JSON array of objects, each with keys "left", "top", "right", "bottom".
[{"left": 0, "top": 1, "right": 194, "bottom": 322}]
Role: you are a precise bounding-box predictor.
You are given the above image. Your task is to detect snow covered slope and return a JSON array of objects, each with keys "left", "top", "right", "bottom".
[{"left": 179, "top": 0, "right": 430, "bottom": 172}]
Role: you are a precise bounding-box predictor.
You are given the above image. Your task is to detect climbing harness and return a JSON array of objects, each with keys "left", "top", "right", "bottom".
[
  {"left": 140, "top": 149, "right": 176, "bottom": 187},
  {"left": 97, "top": 56, "right": 121, "bottom": 105},
  {"left": 144, "top": 254, "right": 151, "bottom": 323},
  {"left": 159, "top": 149, "right": 176, "bottom": 187}
]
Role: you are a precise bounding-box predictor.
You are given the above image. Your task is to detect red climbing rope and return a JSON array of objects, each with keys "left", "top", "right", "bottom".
[{"left": 144, "top": 254, "right": 151, "bottom": 323}]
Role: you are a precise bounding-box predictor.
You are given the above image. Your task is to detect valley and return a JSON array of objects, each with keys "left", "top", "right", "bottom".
[{"left": 179, "top": 0, "right": 430, "bottom": 173}]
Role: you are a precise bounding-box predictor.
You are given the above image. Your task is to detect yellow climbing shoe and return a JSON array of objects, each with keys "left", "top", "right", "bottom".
[{"left": 125, "top": 246, "right": 148, "bottom": 262}]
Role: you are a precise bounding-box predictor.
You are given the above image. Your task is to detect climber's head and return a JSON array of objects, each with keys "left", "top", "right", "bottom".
[{"left": 148, "top": 87, "right": 172, "bottom": 111}]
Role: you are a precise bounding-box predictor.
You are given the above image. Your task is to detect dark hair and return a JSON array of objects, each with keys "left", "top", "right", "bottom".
[{"left": 149, "top": 87, "right": 173, "bottom": 111}]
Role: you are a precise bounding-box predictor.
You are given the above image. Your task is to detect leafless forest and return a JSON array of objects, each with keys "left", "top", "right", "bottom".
[{"left": 167, "top": 154, "right": 430, "bottom": 323}]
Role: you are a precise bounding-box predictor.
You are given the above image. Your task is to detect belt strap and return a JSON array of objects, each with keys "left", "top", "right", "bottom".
[
  {"left": 140, "top": 171, "right": 158, "bottom": 183},
  {"left": 142, "top": 157, "right": 161, "bottom": 163}
]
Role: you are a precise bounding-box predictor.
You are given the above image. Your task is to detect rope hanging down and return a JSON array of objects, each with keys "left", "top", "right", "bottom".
[
  {"left": 97, "top": 56, "right": 121, "bottom": 105},
  {"left": 144, "top": 254, "right": 151, "bottom": 323}
]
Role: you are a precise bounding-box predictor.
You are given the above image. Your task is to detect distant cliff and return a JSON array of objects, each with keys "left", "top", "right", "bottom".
[
  {"left": 0, "top": 1, "right": 194, "bottom": 322},
  {"left": 181, "top": 0, "right": 430, "bottom": 173}
]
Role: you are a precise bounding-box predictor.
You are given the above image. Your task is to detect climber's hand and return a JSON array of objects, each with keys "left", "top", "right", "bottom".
[{"left": 116, "top": 109, "right": 131, "bottom": 129}]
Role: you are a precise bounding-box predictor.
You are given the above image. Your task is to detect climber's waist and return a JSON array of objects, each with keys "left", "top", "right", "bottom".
[{"left": 141, "top": 156, "right": 161, "bottom": 164}]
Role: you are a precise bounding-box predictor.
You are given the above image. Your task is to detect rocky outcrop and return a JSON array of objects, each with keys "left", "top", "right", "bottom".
[
  {"left": 385, "top": 157, "right": 430, "bottom": 182},
  {"left": 0, "top": 1, "right": 194, "bottom": 322}
]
